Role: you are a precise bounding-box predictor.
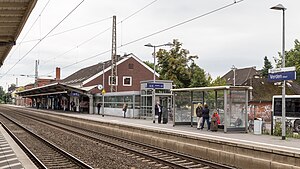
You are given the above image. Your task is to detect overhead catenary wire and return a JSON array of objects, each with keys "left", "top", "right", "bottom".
[
  {"left": 121, "top": 0, "right": 244, "bottom": 47},
  {"left": 0, "top": 0, "right": 85, "bottom": 80},
  {"left": 54, "top": 0, "right": 244, "bottom": 74},
  {"left": 18, "top": 16, "right": 112, "bottom": 44},
  {"left": 45, "top": 0, "right": 159, "bottom": 75},
  {"left": 42, "top": 27, "right": 111, "bottom": 64},
  {"left": 0, "top": 0, "right": 51, "bottom": 72}
]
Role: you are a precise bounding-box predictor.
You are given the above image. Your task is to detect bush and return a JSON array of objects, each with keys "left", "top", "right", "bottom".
[{"left": 274, "top": 121, "right": 295, "bottom": 138}]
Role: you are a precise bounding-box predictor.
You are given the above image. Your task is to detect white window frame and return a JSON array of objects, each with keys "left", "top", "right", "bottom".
[
  {"left": 123, "top": 76, "right": 132, "bottom": 86},
  {"left": 108, "top": 76, "right": 118, "bottom": 86}
]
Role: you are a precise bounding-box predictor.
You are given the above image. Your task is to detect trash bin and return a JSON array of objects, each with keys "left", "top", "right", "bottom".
[{"left": 254, "top": 119, "right": 262, "bottom": 135}]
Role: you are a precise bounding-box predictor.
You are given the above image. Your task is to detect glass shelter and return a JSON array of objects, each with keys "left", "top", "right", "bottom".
[
  {"left": 140, "top": 80, "right": 173, "bottom": 122},
  {"left": 171, "top": 86, "right": 252, "bottom": 132}
]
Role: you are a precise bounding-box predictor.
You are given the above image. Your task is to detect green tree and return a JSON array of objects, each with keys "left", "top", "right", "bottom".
[
  {"left": 0, "top": 86, "right": 5, "bottom": 103},
  {"left": 262, "top": 56, "right": 273, "bottom": 78},
  {"left": 144, "top": 61, "right": 154, "bottom": 70},
  {"left": 275, "top": 39, "right": 300, "bottom": 83},
  {"left": 210, "top": 76, "right": 226, "bottom": 86},
  {"left": 156, "top": 39, "right": 198, "bottom": 88},
  {"left": 189, "top": 62, "right": 210, "bottom": 87}
]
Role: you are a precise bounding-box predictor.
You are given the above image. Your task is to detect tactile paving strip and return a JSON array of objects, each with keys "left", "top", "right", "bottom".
[{"left": 0, "top": 135, "right": 24, "bottom": 169}]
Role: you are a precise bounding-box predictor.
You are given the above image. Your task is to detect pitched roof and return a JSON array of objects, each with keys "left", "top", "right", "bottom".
[
  {"left": 243, "top": 77, "right": 299, "bottom": 102},
  {"left": 60, "top": 57, "right": 124, "bottom": 86},
  {"left": 60, "top": 53, "right": 156, "bottom": 87},
  {"left": 222, "top": 67, "right": 259, "bottom": 86}
]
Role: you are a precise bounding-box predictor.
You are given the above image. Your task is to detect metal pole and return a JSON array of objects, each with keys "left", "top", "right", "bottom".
[
  {"left": 224, "top": 89, "right": 227, "bottom": 133},
  {"left": 233, "top": 68, "right": 236, "bottom": 86},
  {"left": 102, "top": 63, "right": 105, "bottom": 117},
  {"left": 245, "top": 89, "right": 249, "bottom": 133},
  {"left": 153, "top": 46, "right": 156, "bottom": 82},
  {"left": 282, "top": 9, "right": 286, "bottom": 140},
  {"left": 152, "top": 46, "right": 156, "bottom": 123}
]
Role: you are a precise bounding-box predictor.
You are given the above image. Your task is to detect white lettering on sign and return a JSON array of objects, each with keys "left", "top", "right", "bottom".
[
  {"left": 269, "top": 74, "right": 283, "bottom": 79},
  {"left": 268, "top": 66, "right": 296, "bottom": 73}
]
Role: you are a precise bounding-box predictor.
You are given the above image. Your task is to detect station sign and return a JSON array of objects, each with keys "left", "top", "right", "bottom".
[
  {"left": 70, "top": 92, "right": 80, "bottom": 97},
  {"left": 146, "top": 83, "right": 164, "bottom": 89},
  {"left": 268, "top": 66, "right": 296, "bottom": 82}
]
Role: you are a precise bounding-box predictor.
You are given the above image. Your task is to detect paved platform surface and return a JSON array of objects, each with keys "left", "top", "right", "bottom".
[
  {"left": 47, "top": 110, "right": 300, "bottom": 154},
  {"left": 0, "top": 126, "right": 37, "bottom": 169}
]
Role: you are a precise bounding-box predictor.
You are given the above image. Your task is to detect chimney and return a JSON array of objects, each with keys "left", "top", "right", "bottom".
[{"left": 55, "top": 67, "right": 61, "bottom": 81}]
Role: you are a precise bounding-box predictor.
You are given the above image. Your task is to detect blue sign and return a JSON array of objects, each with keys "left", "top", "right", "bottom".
[
  {"left": 70, "top": 92, "right": 80, "bottom": 97},
  {"left": 268, "top": 71, "right": 296, "bottom": 82},
  {"left": 146, "top": 83, "right": 164, "bottom": 89}
]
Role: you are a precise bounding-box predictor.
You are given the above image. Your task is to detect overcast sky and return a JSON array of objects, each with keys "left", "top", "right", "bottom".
[{"left": 1, "top": 0, "right": 300, "bottom": 90}]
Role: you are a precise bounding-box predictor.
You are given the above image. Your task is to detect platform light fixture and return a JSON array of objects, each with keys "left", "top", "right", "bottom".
[
  {"left": 270, "top": 4, "right": 286, "bottom": 140},
  {"left": 144, "top": 42, "right": 173, "bottom": 123}
]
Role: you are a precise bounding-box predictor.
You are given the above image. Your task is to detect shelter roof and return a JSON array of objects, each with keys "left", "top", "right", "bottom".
[{"left": 0, "top": 0, "right": 37, "bottom": 66}]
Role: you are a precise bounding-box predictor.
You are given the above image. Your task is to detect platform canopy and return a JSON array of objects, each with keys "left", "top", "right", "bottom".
[
  {"left": 16, "top": 83, "right": 93, "bottom": 97},
  {"left": 0, "top": 0, "right": 37, "bottom": 66}
]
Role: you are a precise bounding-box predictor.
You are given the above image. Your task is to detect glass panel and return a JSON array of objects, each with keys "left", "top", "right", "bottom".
[
  {"left": 156, "top": 89, "right": 171, "bottom": 94},
  {"left": 147, "top": 89, "right": 153, "bottom": 95},
  {"left": 227, "top": 90, "right": 246, "bottom": 128},
  {"left": 216, "top": 90, "right": 225, "bottom": 125},
  {"left": 175, "top": 92, "right": 191, "bottom": 122},
  {"left": 116, "top": 96, "right": 124, "bottom": 102},
  {"left": 140, "top": 96, "right": 152, "bottom": 117},
  {"left": 192, "top": 91, "right": 203, "bottom": 103},
  {"left": 124, "top": 95, "right": 132, "bottom": 103}
]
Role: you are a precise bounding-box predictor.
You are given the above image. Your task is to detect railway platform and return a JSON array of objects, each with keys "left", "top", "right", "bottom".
[
  {"left": 0, "top": 125, "right": 37, "bottom": 169},
  {"left": 56, "top": 112, "right": 300, "bottom": 152},
  {"left": 6, "top": 105, "right": 300, "bottom": 168},
  {"left": 51, "top": 111, "right": 300, "bottom": 168}
]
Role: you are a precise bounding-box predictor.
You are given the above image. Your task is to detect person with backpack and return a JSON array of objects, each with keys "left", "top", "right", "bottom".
[
  {"left": 196, "top": 103, "right": 203, "bottom": 130},
  {"left": 201, "top": 103, "right": 210, "bottom": 130}
]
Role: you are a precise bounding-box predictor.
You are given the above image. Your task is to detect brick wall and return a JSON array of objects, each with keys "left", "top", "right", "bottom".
[{"left": 84, "top": 57, "right": 157, "bottom": 92}]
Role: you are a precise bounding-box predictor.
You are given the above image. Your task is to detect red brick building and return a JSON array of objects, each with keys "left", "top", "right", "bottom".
[{"left": 61, "top": 54, "right": 157, "bottom": 93}]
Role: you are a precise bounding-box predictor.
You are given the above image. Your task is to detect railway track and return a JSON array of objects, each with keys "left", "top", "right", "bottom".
[
  {"left": 0, "top": 112, "right": 92, "bottom": 169},
  {"left": 1, "top": 107, "right": 235, "bottom": 169}
]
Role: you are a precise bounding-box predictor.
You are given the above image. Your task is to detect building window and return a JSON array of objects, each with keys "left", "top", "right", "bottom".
[
  {"left": 128, "top": 63, "right": 134, "bottom": 69},
  {"left": 109, "top": 76, "right": 118, "bottom": 86},
  {"left": 123, "top": 76, "right": 132, "bottom": 86}
]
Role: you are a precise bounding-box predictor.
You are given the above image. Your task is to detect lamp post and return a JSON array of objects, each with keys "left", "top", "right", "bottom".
[
  {"left": 102, "top": 62, "right": 105, "bottom": 117},
  {"left": 231, "top": 65, "right": 237, "bottom": 86},
  {"left": 145, "top": 42, "right": 173, "bottom": 123},
  {"left": 271, "top": 4, "right": 286, "bottom": 140}
]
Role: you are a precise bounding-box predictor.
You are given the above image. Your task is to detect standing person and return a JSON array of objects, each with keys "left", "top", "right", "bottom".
[
  {"left": 122, "top": 103, "right": 128, "bottom": 118},
  {"left": 155, "top": 102, "right": 162, "bottom": 124},
  {"left": 201, "top": 103, "right": 210, "bottom": 130},
  {"left": 196, "top": 103, "right": 203, "bottom": 130},
  {"left": 97, "top": 102, "right": 102, "bottom": 114},
  {"left": 71, "top": 101, "right": 75, "bottom": 112}
]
